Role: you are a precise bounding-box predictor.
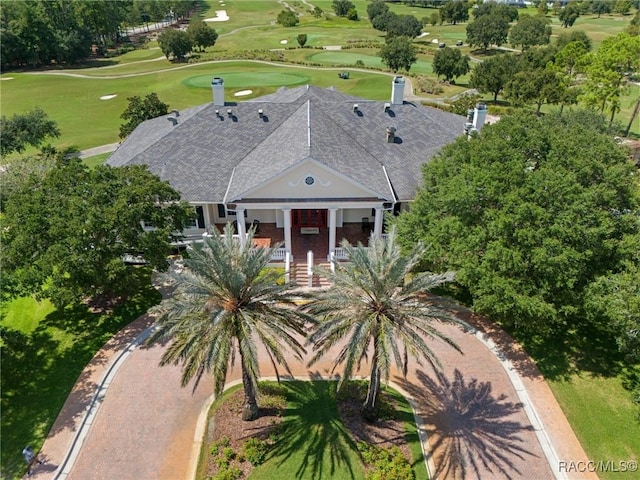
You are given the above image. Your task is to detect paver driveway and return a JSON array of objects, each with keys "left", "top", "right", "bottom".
[{"left": 33, "top": 302, "right": 595, "bottom": 480}]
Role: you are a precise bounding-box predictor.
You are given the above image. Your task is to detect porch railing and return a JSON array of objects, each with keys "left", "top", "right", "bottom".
[
  {"left": 269, "top": 247, "right": 288, "bottom": 261},
  {"left": 332, "top": 247, "right": 349, "bottom": 260}
]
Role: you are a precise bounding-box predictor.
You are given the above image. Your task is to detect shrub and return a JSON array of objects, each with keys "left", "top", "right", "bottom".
[
  {"left": 211, "top": 465, "right": 242, "bottom": 480},
  {"left": 222, "top": 447, "right": 236, "bottom": 462},
  {"left": 357, "top": 442, "right": 415, "bottom": 480},
  {"left": 241, "top": 437, "right": 270, "bottom": 466},
  {"left": 415, "top": 76, "right": 444, "bottom": 95},
  {"left": 209, "top": 436, "right": 231, "bottom": 456}
]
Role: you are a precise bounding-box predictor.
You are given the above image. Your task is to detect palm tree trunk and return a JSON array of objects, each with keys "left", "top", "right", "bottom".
[
  {"left": 362, "top": 356, "right": 380, "bottom": 423},
  {"left": 240, "top": 356, "right": 259, "bottom": 421}
]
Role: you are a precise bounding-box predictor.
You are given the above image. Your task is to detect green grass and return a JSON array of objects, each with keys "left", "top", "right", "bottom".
[
  {"left": 198, "top": 380, "right": 428, "bottom": 480},
  {"left": 548, "top": 374, "right": 640, "bottom": 480},
  {"left": 0, "top": 273, "right": 161, "bottom": 480},
  {"left": 0, "top": 62, "right": 396, "bottom": 150},
  {"left": 83, "top": 152, "right": 111, "bottom": 169},
  {"left": 248, "top": 381, "right": 364, "bottom": 480}
]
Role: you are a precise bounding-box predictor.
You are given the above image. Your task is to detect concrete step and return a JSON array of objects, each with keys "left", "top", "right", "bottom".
[{"left": 292, "top": 263, "right": 332, "bottom": 288}]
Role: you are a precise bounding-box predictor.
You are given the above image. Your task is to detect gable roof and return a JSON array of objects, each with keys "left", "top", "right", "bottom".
[{"left": 106, "top": 84, "right": 465, "bottom": 203}]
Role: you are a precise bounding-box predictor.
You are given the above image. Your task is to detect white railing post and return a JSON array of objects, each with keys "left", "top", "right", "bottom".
[
  {"left": 330, "top": 251, "right": 336, "bottom": 274},
  {"left": 307, "top": 250, "right": 313, "bottom": 288},
  {"left": 285, "top": 251, "right": 291, "bottom": 284}
]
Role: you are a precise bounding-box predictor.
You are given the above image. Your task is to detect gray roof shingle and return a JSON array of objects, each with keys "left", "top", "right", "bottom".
[{"left": 106, "top": 84, "right": 465, "bottom": 203}]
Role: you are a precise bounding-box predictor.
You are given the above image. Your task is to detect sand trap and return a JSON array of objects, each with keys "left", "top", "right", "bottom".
[
  {"left": 418, "top": 32, "right": 429, "bottom": 38},
  {"left": 0, "top": 77, "right": 14, "bottom": 81},
  {"left": 205, "top": 10, "right": 229, "bottom": 22},
  {"left": 431, "top": 38, "right": 439, "bottom": 44},
  {"left": 280, "top": 39, "right": 288, "bottom": 44},
  {"left": 100, "top": 94, "right": 117, "bottom": 100},
  {"left": 234, "top": 90, "right": 253, "bottom": 97}
]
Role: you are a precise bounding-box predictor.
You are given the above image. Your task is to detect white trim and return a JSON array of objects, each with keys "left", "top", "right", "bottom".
[
  {"left": 222, "top": 167, "right": 236, "bottom": 206},
  {"left": 382, "top": 165, "right": 397, "bottom": 204},
  {"left": 307, "top": 100, "right": 311, "bottom": 148},
  {"left": 229, "top": 158, "right": 393, "bottom": 202}
]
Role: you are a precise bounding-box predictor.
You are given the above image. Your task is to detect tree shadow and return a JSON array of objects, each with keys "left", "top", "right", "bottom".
[
  {"left": 263, "top": 380, "right": 359, "bottom": 480},
  {"left": 1, "top": 282, "right": 160, "bottom": 477},
  {"left": 399, "top": 369, "right": 537, "bottom": 480}
]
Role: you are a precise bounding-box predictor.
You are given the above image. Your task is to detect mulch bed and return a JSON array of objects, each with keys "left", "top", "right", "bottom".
[{"left": 203, "top": 383, "right": 415, "bottom": 479}]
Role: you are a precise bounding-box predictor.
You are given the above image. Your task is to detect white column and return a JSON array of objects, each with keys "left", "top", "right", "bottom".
[
  {"left": 285, "top": 251, "right": 291, "bottom": 284},
  {"left": 373, "top": 207, "right": 383, "bottom": 238},
  {"left": 307, "top": 250, "right": 313, "bottom": 288},
  {"left": 328, "top": 208, "right": 337, "bottom": 259},
  {"left": 203, "top": 204, "right": 213, "bottom": 233},
  {"left": 283, "top": 208, "right": 292, "bottom": 254},
  {"left": 236, "top": 207, "right": 247, "bottom": 246}
]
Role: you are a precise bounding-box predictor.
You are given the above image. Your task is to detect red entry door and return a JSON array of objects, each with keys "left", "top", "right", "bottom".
[{"left": 292, "top": 209, "right": 327, "bottom": 228}]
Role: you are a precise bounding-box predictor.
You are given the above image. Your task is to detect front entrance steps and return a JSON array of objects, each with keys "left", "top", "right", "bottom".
[{"left": 291, "top": 261, "right": 332, "bottom": 288}]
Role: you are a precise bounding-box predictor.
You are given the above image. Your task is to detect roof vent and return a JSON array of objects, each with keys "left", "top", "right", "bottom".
[
  {"left": 167, "top": 117, "right": 177, "bottom": 126},
  {"left": 386, "top": 126, "right": 396, "bottom": 143},
  {"left": 258, "top": 109, "right": 263, "bottom": 117},
  {"left": 172, "top": 109, "right": 180, "bottom": 117},
  {"left": 227, "top": 109, "right": 233, "bottom": 117},
  {"left": 384, "top": 102, "right": 391, "bottom": 112},
  {"left": 353, "top": 104, "right": 359, "bottom": 112}
]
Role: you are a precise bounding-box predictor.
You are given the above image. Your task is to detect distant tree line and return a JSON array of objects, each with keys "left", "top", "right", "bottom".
[
  {"left": 0, "top": 0, "right": 196, "bottom": 69},
  {"left": 469, "top": 31, "right": 640, "bottom": 123}
]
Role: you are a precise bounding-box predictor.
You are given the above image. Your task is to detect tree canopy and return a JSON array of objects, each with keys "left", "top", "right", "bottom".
[
  {"left": 380, "top": 36, "right": 417, "bottom": 73},
  {"left": 187, "top": 20, "right": 218, "bottom": 52},
  {"left": 0, "top": 0, "right": 196, "bottom": 69},
  {"left": 580, "top": 33, "right": 640, "bottom": 123},
  {"left": 1, "top": 157, "right": 194, "bottom": 308},
  {"left": 433, "top": 47, "right": 470, "bottom": 82},
  {"left": 396, "top": 110, "right": 640, "bottom": 346},
  {"left": 470, "top": 53, "right": 518, "bottom": 102},
  {"left": 0, "top": 107, "right": 60, "bottom": 156},
  {"left": 386, "top": 14, "right": 423, "bottom": 38},
  {"left": 440, "top": 0, "right": 469, "bottom": 25},
  {"left": 276, "top": 9, "right": 299, "bottom": 27},
  {"left": 147, "top": 225, "right": 311, "bottom": 420},
  {"left": 332, "top": 0, "right": 355, "bottom": 17},
  {"left": 465, "top": 13, "right": 510, "bottom": 51},
  {"left": 304, "top": 228, "right": 467, "bottom": 422},
  {"left": 119, "top": 93, "right": 170, "bottom": 139},
  {"left": 157, "top": 28, "right": 193, "bottom": 60},
  {"left": 559, "top": 2, "right": 581, "bottom": 28},
  {"left": 366, "top": 0, "right": 389, "bottom": 22},
  {"left": 509, "top": 14, "right": 551, "bottom": 50},
  {"left": 472, "top": 1, "right": 519, "bottom": 22}
]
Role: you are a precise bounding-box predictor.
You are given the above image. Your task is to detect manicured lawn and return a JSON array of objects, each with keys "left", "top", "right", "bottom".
[
  {"left": 83, "top": 152, "right": 111, "bottom": 169},
  {"left": 0, "top": 274, "right": 161, "bottom": 480},
  {"left": 1, "top": 62, "right": 395, "bottom": 150},
  {"left": 249, "top": 381, "right": 365, "bottom": 480},
  {"left": 199, "top": 380, "right": 428, "bottom": 480},
  {"left": 548, "top": 374, "right": 640, "bottom": 480}
]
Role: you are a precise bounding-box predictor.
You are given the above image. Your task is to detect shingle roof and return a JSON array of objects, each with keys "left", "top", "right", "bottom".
[{"left": 106, "top": 84, "right": 465, "bottom": 203}]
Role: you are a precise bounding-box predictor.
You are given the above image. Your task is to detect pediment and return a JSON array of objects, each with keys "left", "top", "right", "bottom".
[{"left": 237, "top": 159, "right": 388, "bottom": 201}]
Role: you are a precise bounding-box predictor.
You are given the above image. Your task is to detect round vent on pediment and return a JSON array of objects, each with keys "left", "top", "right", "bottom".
[{"left": 304, "top": 175, "right": 315, "bottom": 186}]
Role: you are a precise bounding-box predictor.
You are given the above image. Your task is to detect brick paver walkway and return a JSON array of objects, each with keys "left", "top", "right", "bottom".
[{"left": 31, "top": 297, "right": 595, "bottom": 480}]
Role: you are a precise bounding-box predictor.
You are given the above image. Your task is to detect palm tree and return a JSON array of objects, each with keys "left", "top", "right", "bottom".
[
  {"left": 147, "top": 224, "right": 312, "bottom": 420},
  {"left": 304, "top": 226, "right": 468, "bottom": 422}
]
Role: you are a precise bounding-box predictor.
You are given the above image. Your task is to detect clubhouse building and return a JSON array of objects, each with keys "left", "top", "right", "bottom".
[{"left": 107, "top": 76, "right": 485, "bottom": 273}]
